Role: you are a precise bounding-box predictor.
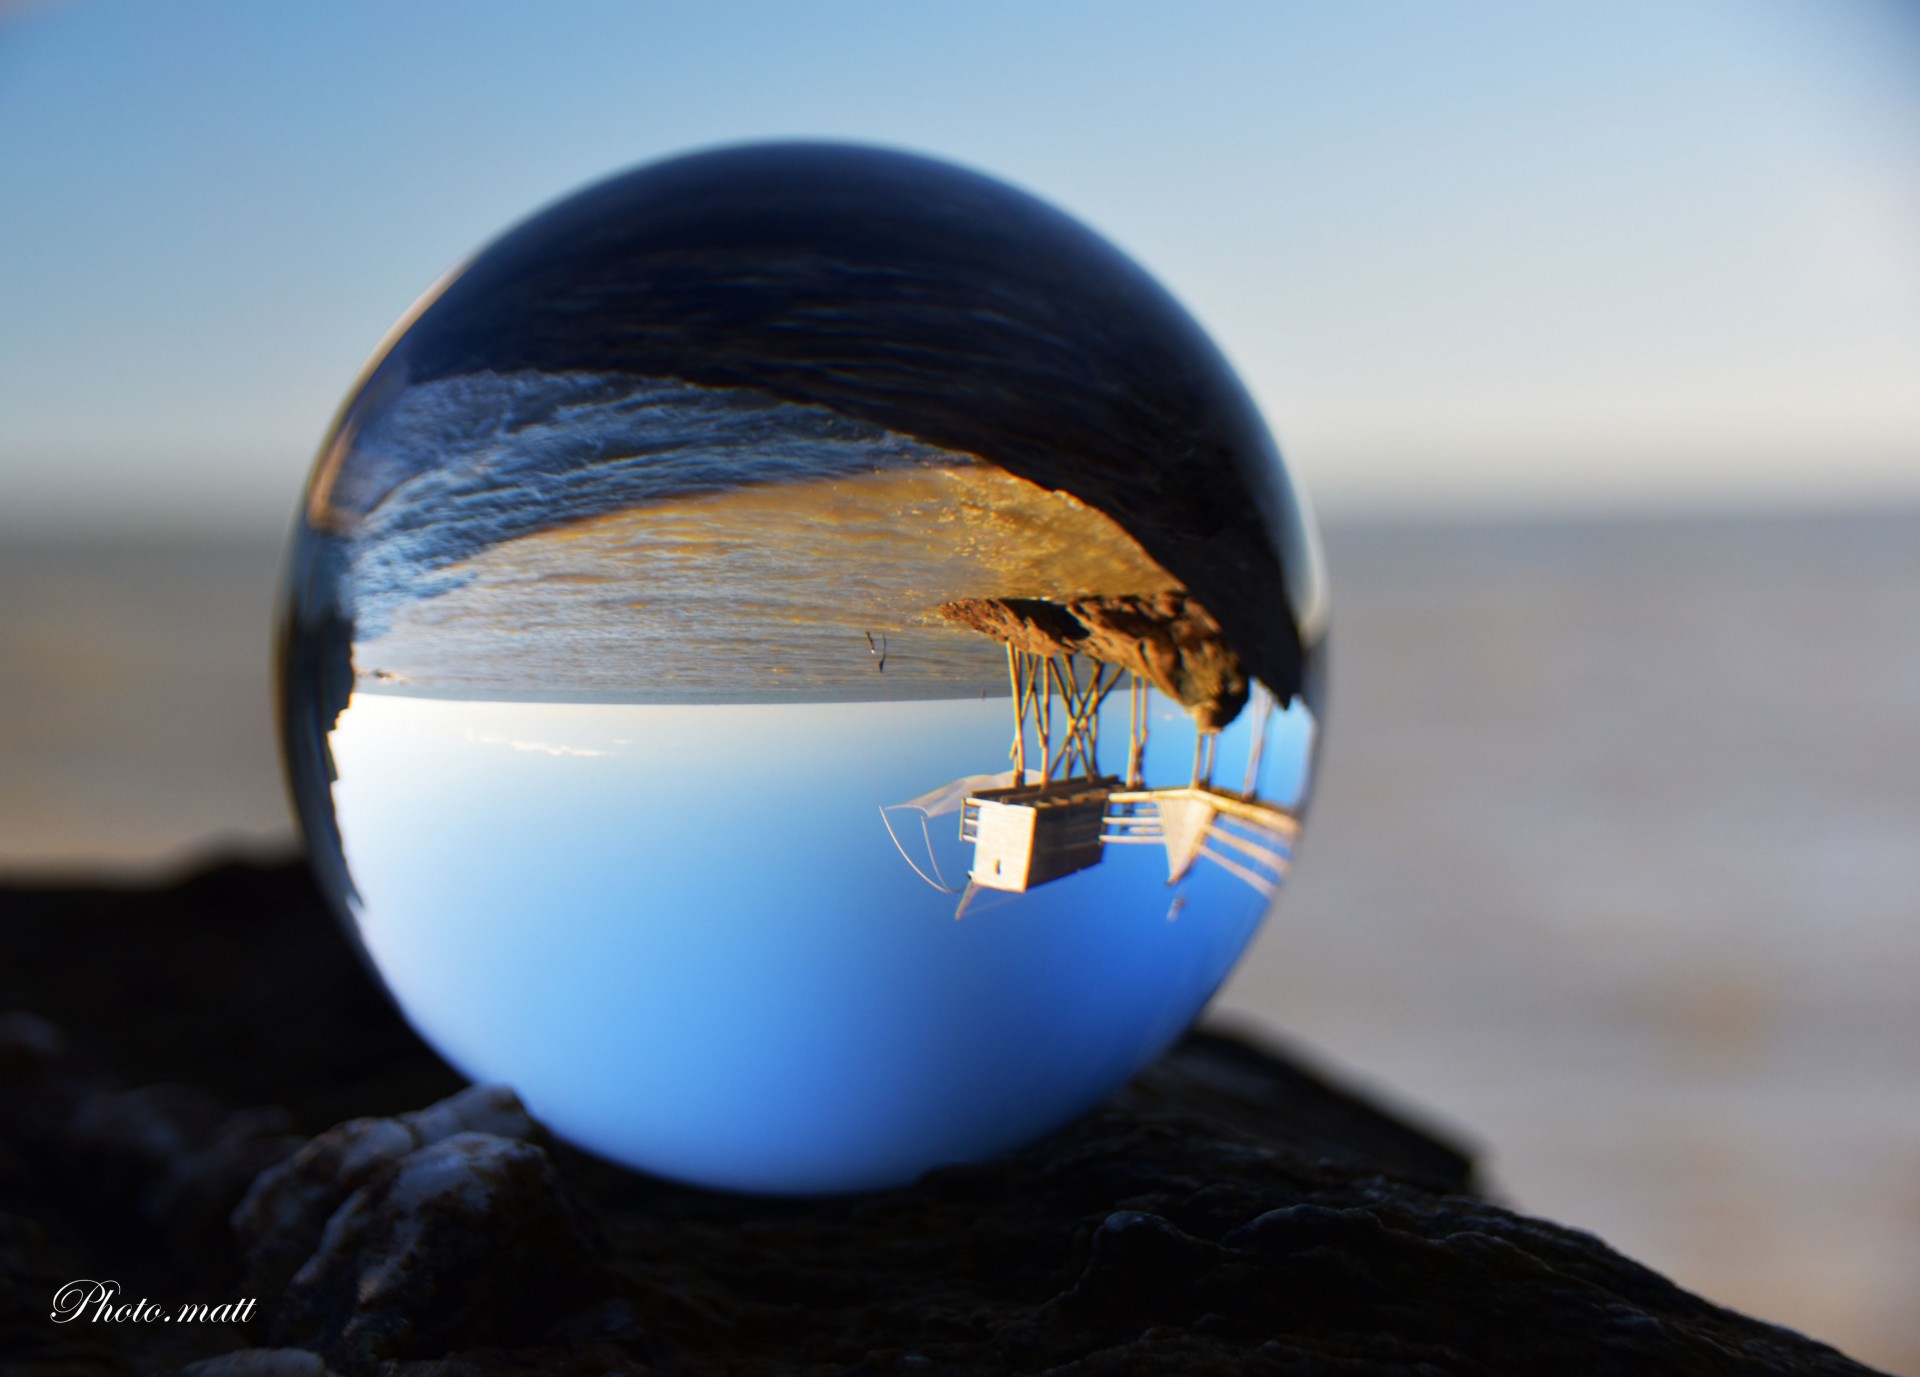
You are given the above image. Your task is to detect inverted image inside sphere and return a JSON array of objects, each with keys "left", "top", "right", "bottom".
[{"left": 280, "top": 142, "right": 1327, "bottom": 1194}]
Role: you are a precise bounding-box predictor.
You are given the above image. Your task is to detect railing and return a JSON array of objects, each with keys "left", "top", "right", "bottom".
[{"left": 1100, "top": 785, "right": 1296, "bottom": 898}]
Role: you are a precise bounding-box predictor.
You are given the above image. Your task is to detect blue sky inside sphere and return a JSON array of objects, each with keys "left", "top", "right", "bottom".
[
  {"left": 0, "top": 0, "right": 1915, "bottom": 531},
  {"left": 323, "top": 689, "right": 1310, "bottom": 1191}
]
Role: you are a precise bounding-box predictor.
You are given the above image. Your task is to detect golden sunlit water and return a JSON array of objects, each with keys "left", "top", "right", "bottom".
[{"left": 367, "top": 461, "right": 1181, "bottom": 701}]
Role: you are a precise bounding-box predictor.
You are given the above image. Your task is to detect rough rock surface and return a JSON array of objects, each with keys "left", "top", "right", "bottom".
[
  {"left": 254, "top": 1127, "right": 609, "bottom": 1369},
  {"left": 940, "top": 591, "right": 1250, "bottom": 731},
  {"left": 225, "top": 1082, "right": 611, "bottom": 1371},
  {"left": 0, "top": 859, "right": 1890, "bottom": 1376}
]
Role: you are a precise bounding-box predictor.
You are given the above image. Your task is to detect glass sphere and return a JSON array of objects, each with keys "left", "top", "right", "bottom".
[{"left": 280, "top": 143, "right": 1328, "bottom": 1195}]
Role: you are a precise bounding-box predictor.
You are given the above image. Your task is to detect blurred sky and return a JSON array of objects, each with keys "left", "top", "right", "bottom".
[{"left": 1, "top": 0, "right": 1916, "bottom": 531}]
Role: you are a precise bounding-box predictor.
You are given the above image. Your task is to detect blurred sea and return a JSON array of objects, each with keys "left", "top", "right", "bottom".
[{"left": 2, "top": 511, "right": 1917, "bottom": 1371}]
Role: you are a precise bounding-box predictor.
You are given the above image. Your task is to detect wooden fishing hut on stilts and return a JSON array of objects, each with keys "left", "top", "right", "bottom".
[
  {"left": 880, "top": 614, "right": 1304, "bottom": 912},
  {"left": 961, "top": 647, "right": 1125, "bottom": 892}
]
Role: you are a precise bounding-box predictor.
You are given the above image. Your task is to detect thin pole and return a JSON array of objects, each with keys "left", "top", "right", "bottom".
[
  {"left": 1040, "top": 658, "right": 1056, "bottom": 784},
  {"left": 1054, "top": 658, "right": 1076, "bottom": 781},
  {"left": 1242, "top": 684, "right": 1270, "bottom": 798},
  {"left": 1067, "top": 656, "right": 1082, "bottom": 779},
  {"left": 1121, "top": 676, "right": 1136, "bottom": 783},
  {"left": 1085, "top": 663, "right": 1106, "bottom": 777},
  {"left": 1008, "top": 645, "right": 1026, "bottom": 779},
  {"left": 1053, "top": 658, "right": 1112, "bottom": 783}
]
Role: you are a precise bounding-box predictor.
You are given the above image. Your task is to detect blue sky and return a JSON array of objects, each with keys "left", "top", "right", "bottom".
[
  {"left": 323, "top": 691, "right": 1295, "bottom": 1191},
  {"left": 1, "top": 0, "right": 1916, "bottom": 529}
]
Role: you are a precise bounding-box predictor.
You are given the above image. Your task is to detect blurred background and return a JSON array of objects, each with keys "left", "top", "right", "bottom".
[{"left": 2, "top": 1, "right": 1916, "bottom": 1367}]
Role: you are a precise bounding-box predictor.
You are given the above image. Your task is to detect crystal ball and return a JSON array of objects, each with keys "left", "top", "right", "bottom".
[{"left": 280, "top": 143, "right": 1328, "bottom": 1194}]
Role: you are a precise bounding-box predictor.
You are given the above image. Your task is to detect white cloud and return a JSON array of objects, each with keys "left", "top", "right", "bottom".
[{"left": 459, "top": 728, "right": 610, "bottom": 759}]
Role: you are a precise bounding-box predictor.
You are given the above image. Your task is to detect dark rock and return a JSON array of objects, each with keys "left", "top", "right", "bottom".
[
  {"left": 169, "top": 1350, "right": 341, "bottom": 1377},
  {"left": 260, "top": 1131, "right": 611, "bottom": 1369},
  {"left": 0, "top": 1205, "right": 140, "bottom": 1377},
  {"left": 0, "top": 858, "right": 1893, "bottom": 1376},
  {"left": 234, "top": 1085, "right": 547, "bottom": 1307},
  {"left": 940, "top": 591, "right": 1250, "bottom": 731},
  {"left": 1053, "top": 1210, "right": 1227, "bottom": 1320},
  {"left": 0, "top": 860, "right": 465, "bottom": 1131},
  {"left": 0, "top": 1011, "right": 302, "bottom": 1267},
  {"left": 230, "top": 1081, "right": 607, "bottom": 1372}
]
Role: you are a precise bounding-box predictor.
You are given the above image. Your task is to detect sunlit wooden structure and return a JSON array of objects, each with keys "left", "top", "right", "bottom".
[
  {"left": 881, "top": 648, "right": 1301, "bottom": 911},
  {"left": 961, "top": 775, "right": 1115, "bottom": 892},
  {"left": 1100, "top": 785, "right": 1298, "bottom": 899},
  {"left": 953, "top": 648, "right": 1126, "bottom": 892}
]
